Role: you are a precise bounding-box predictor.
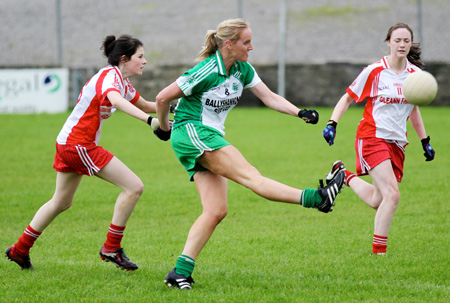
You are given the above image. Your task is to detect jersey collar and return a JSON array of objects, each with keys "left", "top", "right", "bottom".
[
  {"left": 214, "top": 50, "right": 227, "bottom": 76},
  {"left": 382, "top": 56, "right": 413, "bottom": 74},
  {"left": 382, "top": 56, "right": 389, "bottom": 68}
]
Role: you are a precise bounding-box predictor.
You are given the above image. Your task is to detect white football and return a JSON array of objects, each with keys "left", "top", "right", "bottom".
[
  {"left": 150, "top": 117, "right": 160, "bottom": 130},
  {"left": 403, "top": 71, "right": 438, "bottom": 106}
]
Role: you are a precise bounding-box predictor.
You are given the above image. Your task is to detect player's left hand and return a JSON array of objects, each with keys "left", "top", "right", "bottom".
[
  {"left": 147, "top": 116, "right": 159, "bottom": 130},
  {"left": 323, "top": 120, "right": 337, "bottom": 146},
  {"left": 298, "top": 109, "right": 319, "bottom": 124},
  {"left": 421, "top": 136, "right": 435, "bottom": 161}
]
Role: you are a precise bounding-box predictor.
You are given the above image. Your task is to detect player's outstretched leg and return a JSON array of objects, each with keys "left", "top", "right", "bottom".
[
  {"left": 316, "top": 170, "right": 345, "bottom": 213},
  {"left": 5, "top": 245, "right": 34, "bottom": 270},
  {"left": 99, "top": 245, "right": 138, "bottom": 271},
  {"left": 164, "top": 268, "right": 195, "bottom": 290}
]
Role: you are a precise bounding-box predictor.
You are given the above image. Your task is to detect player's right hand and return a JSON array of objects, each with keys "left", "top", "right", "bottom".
[
  {"left": 298, "top": 109, "right": 319, "bottom": 124},
  {"left": 154, "top": 127, "right": 171, "bottom": 141},
  {"left": 323, "top": 120, "right": 337, "bottom": 146}
]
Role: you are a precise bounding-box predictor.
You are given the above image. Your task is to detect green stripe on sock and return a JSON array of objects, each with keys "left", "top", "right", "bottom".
[
  {"left": 300, "top": 188, "right": 322, "bottom": 208},
  {"left": 175, "top": 255, "right": 196, "bottom": 278}
]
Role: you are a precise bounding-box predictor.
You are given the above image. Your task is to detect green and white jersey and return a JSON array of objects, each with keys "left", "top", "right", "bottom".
[{"left": 174, "top": 50, "right": 261, "bottom": 135}]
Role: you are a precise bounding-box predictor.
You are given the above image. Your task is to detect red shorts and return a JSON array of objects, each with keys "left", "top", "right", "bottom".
[
  {"left": 355, "top": 138, "right": 407, "bottom": 182},
  {"left": 53, "top": 143, "right": 114, "bottom": 176}
]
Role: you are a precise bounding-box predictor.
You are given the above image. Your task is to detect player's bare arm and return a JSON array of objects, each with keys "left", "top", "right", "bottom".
[
  {"left": 249, "top": 82, "right": 299, "bottom": 116},
  {"left": 107, "top": 91, "right": 150, "bottom": 123},
  {"left": 155, "top": 81, "right": 184, "bottom": 131},
  {"left": 134, "top": 97, "right": 157, "bottom": 114}
]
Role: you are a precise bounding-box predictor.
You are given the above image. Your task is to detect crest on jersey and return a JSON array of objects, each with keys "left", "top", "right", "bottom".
[
  {"left": 113, "top": 75, "right": 121, "bottom": 90},
  {"left": 126, "top": 79, "right": 136, "bottom": 93}
]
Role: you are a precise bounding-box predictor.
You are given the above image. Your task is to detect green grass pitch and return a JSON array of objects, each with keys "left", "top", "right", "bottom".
[{"left": 0, "top": 107, "right": 449, "bottom": 302}]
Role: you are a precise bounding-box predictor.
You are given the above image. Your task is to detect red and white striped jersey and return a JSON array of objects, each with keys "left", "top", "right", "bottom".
[
  {"left": 56, "top": 66, "right": 140, "bottom": 146},
  {"left": 347, "top": 56, "right": 421, "bottom": 144}
]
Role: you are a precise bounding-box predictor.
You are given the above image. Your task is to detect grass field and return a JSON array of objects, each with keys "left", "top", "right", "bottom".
[{"left": 0, "top": 107, "right": 449, "bottom": 302}]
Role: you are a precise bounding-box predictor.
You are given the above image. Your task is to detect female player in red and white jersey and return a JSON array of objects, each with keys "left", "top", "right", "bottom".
[
  {"left": 5, "top": 34, "right": 161, "bottom": 270},
  {"left": 322, "top": 23, "right": 435, "bottom": 255}
]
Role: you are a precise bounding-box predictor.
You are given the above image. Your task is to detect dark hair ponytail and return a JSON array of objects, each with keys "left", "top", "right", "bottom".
[
  {"left": 102, "top": 35, "right": 116, "bottom": 58},
  {"left": 407, "top": 44, "right": 423, "bottom": 69},
  {"left": 101, "top": 34, "right": 143, "bottom": 66}
]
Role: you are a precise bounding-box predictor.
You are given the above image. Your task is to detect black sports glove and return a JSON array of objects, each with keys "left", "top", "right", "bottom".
[
  {"left": 298, "top": 109, "right": 319, "bottom": 124},
  {"left": 170, "top": 104, "right": 177, "bottom": 114},
  {"left": 153, "top": 127, "right": 171, "bottom": 141},
  {"left": 421, "top": 136, "right": 435, "bottom": 161},
  {"left": 323, "top": 120, "right": 337, "bottom": 146}
]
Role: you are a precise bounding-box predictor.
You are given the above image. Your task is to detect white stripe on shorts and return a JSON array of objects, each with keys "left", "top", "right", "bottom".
[
  {"left": 75, "top": 145, "right": 100, "bottom": 176},
  {"left": 386, "top": 139, "right": 406, "bottom": 154},
  {"left": 185, "top": 123, "right": 212, "bottom": 153},
  {"left": 357, "top": 139, "right": 370, "bottom": 174}
]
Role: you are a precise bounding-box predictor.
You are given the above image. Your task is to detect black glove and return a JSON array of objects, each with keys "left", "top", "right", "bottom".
[
  {"left": 298, "top": 109, "right": 319, "bottom": 124},
  {"left": 169, "top": 103, "right": 177, "bottom": 114},
  {"left": 154, "top": 127, "right": 171, "bottom": 141},
  {"left": 323, "top": 120, "right": 337, "bottom": 146},
  {"left": 421, "top": 136, "right": 435, "bottom": 161}
]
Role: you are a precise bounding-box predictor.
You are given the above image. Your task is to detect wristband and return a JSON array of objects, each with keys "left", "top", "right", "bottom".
[{"left": 327, "top": 120, "right": 337, "bottom": 128}]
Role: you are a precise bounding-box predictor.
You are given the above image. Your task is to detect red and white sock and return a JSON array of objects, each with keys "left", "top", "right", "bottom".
[
  {"left": 344, "top": 170, "right": 356, "bottom": 187},
  {"left": 13, "top": 225, "right": 42, "bottom": 256},
  {"left": 103, "top": 224, "right": 125, "bottom": 250},
  {"left": 372, "top": 234, "right": 388, "bottom": 254}
]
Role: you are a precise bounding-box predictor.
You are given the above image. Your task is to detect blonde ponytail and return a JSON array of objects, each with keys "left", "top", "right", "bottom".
[{"left": 196, "top": 30, "right": 218, "bottom": 62}]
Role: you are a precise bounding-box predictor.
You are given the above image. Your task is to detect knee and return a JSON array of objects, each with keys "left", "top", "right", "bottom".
[
  {"left": 62, "top": 201, "right": 73, "bottom": 211},
  {"left": 127, "top": 179, "right": 144, "bottom": 199},
  {"left": 391, "top": 190, "right": 400, "bottom": 208},
  {"left": 387, "top": 183, "right": 400, "bottom": 203},
  {"left": 206, "top": 208, "right": 228, "bottom": 225},
  {"left": 217, "top": 209, "right": 228, "bottom": 222},
  {"left": 383, "top": 187, "right": 400, "bottom": 210},
  {"left": 134, "top": 180, "right": 145, "bottom": 197},
  {"left": 118, "top": 181, "right": 144, "bottom": 209},
  {"left": 50, "top": 198, "right": 73, "bottom": 213}
]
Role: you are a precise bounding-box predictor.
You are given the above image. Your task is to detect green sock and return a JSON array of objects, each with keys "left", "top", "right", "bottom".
[
  {"left": 174, "top": 255, "right": 196, "bottom": 278},
  {"left": 300, "top": 188, "right": 322, "bottom": 208}
]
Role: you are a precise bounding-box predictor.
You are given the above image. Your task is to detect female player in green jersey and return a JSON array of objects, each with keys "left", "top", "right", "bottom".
[{"left": 154, "top": 19, "right": 345, "bottom": 289}]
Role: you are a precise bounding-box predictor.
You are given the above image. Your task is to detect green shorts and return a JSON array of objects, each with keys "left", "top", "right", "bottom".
[{"left": 171, "top": 122, "right": 230, "bottom": 181}]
